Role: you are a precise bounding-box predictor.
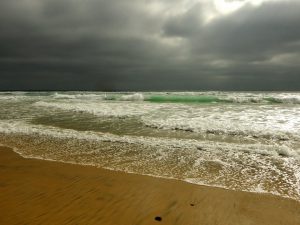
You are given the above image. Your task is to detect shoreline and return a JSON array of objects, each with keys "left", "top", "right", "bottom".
[
  {"left": 6, "top": 144, "right": 299, "bottom": 202},
  {"left": 0, "top": 146, "right": 299, "bottom": 225}
]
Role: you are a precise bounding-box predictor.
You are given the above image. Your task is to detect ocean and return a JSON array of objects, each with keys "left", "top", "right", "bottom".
[{"left": 0, "top": 91, "right": 299, "bottom": 200}]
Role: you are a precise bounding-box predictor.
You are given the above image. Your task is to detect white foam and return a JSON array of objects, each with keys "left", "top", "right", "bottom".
[
  {"left": 141, "top": 104, "right": 300, "bottom": 143},
  {"left": 0, "top": 120, "right": 298, "bottom": 158},
  {"left": 1, "top": 91, "right": 300, "bottom": 201},
  {"left": 218, "top": 92, "right": 300, "bottom": 104},
  {"left": 34, "top": 101, "right": 163, "bottom": 118},
  {"left": 0, "top": 120, "right": 299, "bottom": 201},
  {"left": 120, "top": 93, "right": 144, "bottom": 101},
  {"left": 52, "top": 92, "right": 105, "bottom": 100},
  {"left": 0, "top": 95, "right": 27, "bottom": 101},
  {"left": 53, "top": 93, "right": 76, "bottom": 99}
]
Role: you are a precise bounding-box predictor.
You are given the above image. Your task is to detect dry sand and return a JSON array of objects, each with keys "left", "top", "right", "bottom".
[{"left": 0, "top": 146, "right": 299, "bottom": 225}]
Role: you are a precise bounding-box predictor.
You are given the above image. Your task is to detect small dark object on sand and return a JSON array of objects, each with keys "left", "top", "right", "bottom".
[
  {"left": 155, "top": 216, "right": 162, "bottom": 221},
  {"left": 190, "top": 203, "right": 195, "bottom": 206}
]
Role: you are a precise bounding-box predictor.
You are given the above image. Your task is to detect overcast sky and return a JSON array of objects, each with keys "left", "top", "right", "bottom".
[{"left": 0, "top": 0, "right": 299, "bottom": 91}]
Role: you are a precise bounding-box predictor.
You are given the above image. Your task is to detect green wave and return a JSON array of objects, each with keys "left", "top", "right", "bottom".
[
  {"left": 101, "top": 94, "right": 293, "bottom": 104},
  {"left": 263, "top": 97, "right": 282, "bottom": 104},
  {"left": 146, "top": 95, "right": 228, "bottom": 103}
]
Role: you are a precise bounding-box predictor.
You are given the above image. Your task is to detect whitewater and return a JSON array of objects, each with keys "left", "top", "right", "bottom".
[{"left": 0, "top": 91, "right": 299, "bottom": 201}]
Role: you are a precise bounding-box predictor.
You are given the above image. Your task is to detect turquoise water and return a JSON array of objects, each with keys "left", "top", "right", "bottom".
[{"left": 0, "top": 91, "right": 299, "bottom": 201}]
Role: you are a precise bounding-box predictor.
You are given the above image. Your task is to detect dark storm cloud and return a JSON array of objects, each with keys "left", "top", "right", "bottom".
[{"left": 0, "top": 0, "right": 300, "bottom": 90}]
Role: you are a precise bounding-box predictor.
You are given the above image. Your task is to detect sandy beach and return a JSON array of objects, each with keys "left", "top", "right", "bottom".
[{"left": 0, "top": 146, "right": 299, "bottom": 225}]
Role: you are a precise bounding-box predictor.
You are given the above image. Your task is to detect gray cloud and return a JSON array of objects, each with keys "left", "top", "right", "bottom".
[{"left": 0, "top": 0, "right": 300, "bottom": 90}]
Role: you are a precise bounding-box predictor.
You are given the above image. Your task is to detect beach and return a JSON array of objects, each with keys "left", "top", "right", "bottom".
[
  {"left": 1, "top": 146, "right": 299, "bottom": 225},
  {"left": 1, "top": 0, "right": 300, "bottom": 222},
  {"left": 1, "top": 91, "right": 300, "bottom": 201}
]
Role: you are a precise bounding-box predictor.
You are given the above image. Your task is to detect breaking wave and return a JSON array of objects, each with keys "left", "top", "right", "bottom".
[
  {"left": 1, "top": 91, "right": 300, "bottom": 201},
  {"left": 114, "top": 93, "right": 300, "bottom": 104},
  {"left": 144, "top": 95, "right": 300, "bottom": 104},
  {"left": 1, "top": 91, "right": 300, "bottom": 104}
]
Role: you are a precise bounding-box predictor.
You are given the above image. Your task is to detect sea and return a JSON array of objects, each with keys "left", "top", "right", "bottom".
[{"left": 0, "top": 91, "right": 299, "bottom": 201}]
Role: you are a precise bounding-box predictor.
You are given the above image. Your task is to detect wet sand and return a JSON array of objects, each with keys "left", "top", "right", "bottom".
[{"left": 0, "top": 146, "right": 299, "bottom": 225}]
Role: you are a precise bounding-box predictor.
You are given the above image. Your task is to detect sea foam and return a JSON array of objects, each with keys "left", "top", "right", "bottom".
[{"left": 1, "top": 91, "right": 300, "bottom": 201}]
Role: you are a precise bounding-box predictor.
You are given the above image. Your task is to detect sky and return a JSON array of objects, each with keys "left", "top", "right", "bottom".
[{"left": 0, "top": 0, "right": 300, "bottom": 91}]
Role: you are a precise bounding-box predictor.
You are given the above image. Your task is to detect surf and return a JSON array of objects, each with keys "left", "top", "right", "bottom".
[{"left": 146, "top": 95, "right": 225, "bottom": 103}]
